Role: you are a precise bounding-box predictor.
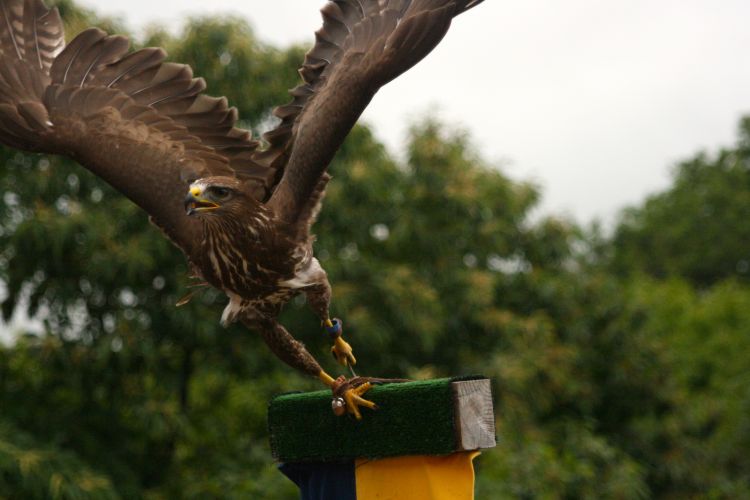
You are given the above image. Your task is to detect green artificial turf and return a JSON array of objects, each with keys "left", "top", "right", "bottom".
[{"left": 268, "top": 376, "right": 485, "bottom": 463}]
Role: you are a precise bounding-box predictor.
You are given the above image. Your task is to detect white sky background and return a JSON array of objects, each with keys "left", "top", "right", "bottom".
[{"left": 75, "top": 0, "right": 750, "bottom": 226}]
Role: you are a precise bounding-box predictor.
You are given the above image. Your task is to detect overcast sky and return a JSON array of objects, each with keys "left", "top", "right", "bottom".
[{"left": 73, "top": 0, "right": 750, "bottom": 226}]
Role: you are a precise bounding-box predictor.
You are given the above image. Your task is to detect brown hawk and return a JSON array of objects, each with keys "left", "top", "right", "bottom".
[{"left": 0, "top": 0, "right": 483, "bottom": 418}]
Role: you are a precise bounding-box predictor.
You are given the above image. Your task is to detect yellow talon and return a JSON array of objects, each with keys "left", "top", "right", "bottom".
[
  {"left": 342, "top": 382, "right": 376, "bottom": 420},
  {"left": 332, "top": 336, "right": 356, "bottom": 367},
  {"left": 326, "top": 375, "right": 378, "bottom": 419}
]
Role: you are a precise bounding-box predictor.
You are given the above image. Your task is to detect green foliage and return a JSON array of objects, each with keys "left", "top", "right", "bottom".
[
  {"left": 611, "top": 118, "right": 750, "bottom": 287},
  {"left": 1, "top": 1, "right": 750, "bottom": 498},
  {"left": 0, "top": 419, "right": 117, "bottom": 499},
  {"left": 616, "top": 279, "right": 750, "bottom": 498}
]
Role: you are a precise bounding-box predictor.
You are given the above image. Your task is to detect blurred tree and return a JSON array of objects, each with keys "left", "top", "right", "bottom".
[
  {"left": 0, "top": 417, "right": 118, "bottom": 499},
  {"left": 610, "top": 117, "right": 750, "bottom": 287}
]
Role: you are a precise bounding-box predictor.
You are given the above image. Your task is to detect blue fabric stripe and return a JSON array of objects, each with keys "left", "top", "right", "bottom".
[{"left": 279, "top": 461, "right": 356, "bottom": 500}]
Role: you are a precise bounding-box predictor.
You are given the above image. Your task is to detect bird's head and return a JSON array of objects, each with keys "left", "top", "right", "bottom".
[{"left": 184, "top": 176, "right": 250, "bottom": 217}]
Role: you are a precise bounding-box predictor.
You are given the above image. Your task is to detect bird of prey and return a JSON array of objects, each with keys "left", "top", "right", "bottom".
[{"left": 0, "top": 0, "right": 483, "bottom": 418}]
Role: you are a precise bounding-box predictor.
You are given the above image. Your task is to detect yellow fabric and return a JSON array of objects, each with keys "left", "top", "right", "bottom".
[{"left": 355, "top": 452, "right": 480, "bottom": 500}]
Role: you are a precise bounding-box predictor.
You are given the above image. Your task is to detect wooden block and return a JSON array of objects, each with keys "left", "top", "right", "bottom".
[{"left": 453, "top": 379, "right": 496, "bottom": 451}]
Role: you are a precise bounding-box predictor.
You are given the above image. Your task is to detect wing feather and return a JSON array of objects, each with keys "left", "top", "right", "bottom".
[
  {"left": 0, "top": 0, "right": 280, "bottom": 256},
  {"left": 0, "top": 0, "right": 23, "bottom": 60},
  {"left": 262, "top": 0, "right": 483, "bottom": 222},
  {"left": 21, "top": 0, "right": 63, "bottom": 71}
]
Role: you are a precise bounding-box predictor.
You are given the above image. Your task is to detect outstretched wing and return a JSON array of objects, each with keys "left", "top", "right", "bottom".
[
  {"left": 261, "top": 0, "right": 483, "bottom": 222},
  {"left": 0, "top": 0, "right": 279, "bottom": 257}
]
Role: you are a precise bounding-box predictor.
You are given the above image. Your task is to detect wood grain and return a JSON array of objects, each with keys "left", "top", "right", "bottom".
[{"left": 453, "top": 379, "right": 496, "bottom": 451}]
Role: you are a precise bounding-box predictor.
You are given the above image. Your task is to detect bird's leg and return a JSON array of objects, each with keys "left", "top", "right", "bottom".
[
  {"left": 304, "top": 281, "right": 356, "bottom": 370},
  {"left": 245, "top": 316, "right": 323, "bottom": 378},
  {"left": 243, "top": 316, "right": 375, "bottom": 419}
]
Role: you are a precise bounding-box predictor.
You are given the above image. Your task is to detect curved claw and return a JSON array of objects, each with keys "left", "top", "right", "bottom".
[
  {"left": 331, "top": 336, "right": 356, "bottom": 367},
  {"left": 342, "top": 382, "right": 377, "bottom": 420},
  {"left": 328, "top": 376, "right": 408, "bottom": 418}
]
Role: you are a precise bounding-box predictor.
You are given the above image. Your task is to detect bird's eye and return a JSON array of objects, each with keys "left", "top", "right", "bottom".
[{"left": 209, "top": 187, "right": 231, "bottom": 200}]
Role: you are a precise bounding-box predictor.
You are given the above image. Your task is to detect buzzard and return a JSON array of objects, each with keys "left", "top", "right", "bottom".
[{"left": 0, "top": 0, "right": 483, "bottom": 418}]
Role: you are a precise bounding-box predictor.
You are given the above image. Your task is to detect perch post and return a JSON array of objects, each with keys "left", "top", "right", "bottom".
[{"left": 268, "top": 376, "right": 496, "bottom": 499}]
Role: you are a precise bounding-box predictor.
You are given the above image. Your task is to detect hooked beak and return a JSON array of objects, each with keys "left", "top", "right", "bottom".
[{"left": 185, "top": 186, "right": 219, "bottom": 216}]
